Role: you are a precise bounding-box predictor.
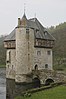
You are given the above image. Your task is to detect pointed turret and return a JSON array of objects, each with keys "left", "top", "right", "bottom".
[
  {"left": 21, "top": 13, "right": 27, "bottom": 27},
  {"left": 18, "top": 13, "right": 27, "bottom": 27},
  {"left": 22, "top": 13, "right": 27, "bottom": 20}
]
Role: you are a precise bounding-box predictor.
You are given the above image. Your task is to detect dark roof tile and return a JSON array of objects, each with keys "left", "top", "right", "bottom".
[
  {"left": 4, "top": 29, "right": 15, "bottom": 41},
  {"left": 4, "top": 16, "right": 55, "bottom": 41}
]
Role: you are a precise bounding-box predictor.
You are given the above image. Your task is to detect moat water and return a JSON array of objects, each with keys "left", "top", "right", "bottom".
[{"left": 0, "top": 68, "right": 6, "bottom": 99}]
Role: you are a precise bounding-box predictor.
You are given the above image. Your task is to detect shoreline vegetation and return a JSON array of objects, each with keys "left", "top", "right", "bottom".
[
  {"left": 0, "top": 65, "right": 6, "bottom": 68},
  {"left": 15, "top": 85, "right": 66, "bottom": 99}
]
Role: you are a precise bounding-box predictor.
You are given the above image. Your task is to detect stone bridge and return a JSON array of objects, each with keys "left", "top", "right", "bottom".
[
  {"left": 7, "top": 69, "right": 66, "bottom": 99},
  {"left": 26, "top": 69, "right": 66, "bottom": 85}
]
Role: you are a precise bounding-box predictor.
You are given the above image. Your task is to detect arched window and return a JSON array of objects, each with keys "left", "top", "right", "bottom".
[
  {"left": 35, "top": 64, "right": 38, "bottom": 70},
  {"left": 45, "top": 64, "right": 48, "bottom": 69}
]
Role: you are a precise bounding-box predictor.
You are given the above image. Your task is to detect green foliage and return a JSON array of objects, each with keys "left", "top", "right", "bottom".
[
  {"left": 48, "top": 22, "right": 66, "bottom": 57},
  {"left": 53, "top": 64, "right": 66, "bottom": 71},
  {"left": 15, "top": 86, "right": 66, "bottom": 99},
  {"left": 48, "top": 22, "right": 66, "bottom": 71},
  {"left": 0, "top": 35, "right": 6, "bottom": 66}
]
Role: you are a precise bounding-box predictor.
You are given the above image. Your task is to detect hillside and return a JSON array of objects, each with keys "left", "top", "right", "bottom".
[
  {"left": 48, "top": 22, "right": 66, "bottom": 57},
  {"left": 0, "top": 36, "right": 6, "bottom": 66},
  {"left": 48, "top": 22, "right": 66, "bottom": 71}
]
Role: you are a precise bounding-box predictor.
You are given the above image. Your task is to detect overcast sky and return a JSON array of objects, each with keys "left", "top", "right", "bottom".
[{"left": 0, "top": 0, "right": 66, "bottom": 35}]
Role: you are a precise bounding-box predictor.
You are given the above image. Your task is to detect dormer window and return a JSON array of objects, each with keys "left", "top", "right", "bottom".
[
  {"left": 44, "top": 31, "right": 47, "bottom": 36},
  {"left": 36, "top": 29, "right": 39, "bottom": 33}
]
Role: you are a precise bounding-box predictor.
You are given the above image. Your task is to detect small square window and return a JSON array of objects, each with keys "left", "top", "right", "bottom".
[
  {"left": 37, "top": 51, "right": 41, "bottom": 56},
  {"left": 26, "top": 29, "right": 29, "bottom": 33},
  {"left": 47, "top": 51, "right": 51, "bottom": 55}
]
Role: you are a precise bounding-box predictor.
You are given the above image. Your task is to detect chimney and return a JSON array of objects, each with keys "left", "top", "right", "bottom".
[{"left": 18, "top": 18, "right": 21, "bottom": 26}]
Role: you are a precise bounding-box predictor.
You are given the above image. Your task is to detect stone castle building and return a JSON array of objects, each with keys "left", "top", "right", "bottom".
[{"left": 4, "top": 13, "right": 55, "bottom": 83}]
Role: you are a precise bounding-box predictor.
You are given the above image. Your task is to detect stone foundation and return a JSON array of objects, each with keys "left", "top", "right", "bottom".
[
  {"left": 6, "top": 79, "right": 36, "bottom": 99},
  {"left": 6, "top": 70, "right": 66, "bottom": 99}
]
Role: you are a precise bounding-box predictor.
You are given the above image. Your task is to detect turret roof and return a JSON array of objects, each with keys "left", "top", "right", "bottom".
[{"left": 22, "top": 13, "right": 27, "bottom": 20}]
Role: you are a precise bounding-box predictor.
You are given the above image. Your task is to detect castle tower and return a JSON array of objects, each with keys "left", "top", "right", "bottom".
[{"left": 15, "top": 14, "right": 31, "bottom": 82}]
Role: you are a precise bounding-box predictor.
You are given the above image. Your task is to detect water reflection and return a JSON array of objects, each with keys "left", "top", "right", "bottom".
[
  {"left": 7, "top": 79, "right": 41, "bottom": 99},
  {"left": 6, "top": 79, "right": 15, "bottom": 99},
  {"left": 0, "top": 68, "right": 6, "bottom": 99}
]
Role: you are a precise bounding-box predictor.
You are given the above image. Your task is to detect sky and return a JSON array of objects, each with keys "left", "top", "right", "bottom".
[{"left": 0, "top": 0, "right": 66, "bottom": 35}]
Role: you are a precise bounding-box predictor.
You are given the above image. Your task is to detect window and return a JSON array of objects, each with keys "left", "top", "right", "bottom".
[
  {"left": 9, "top": 51, "right": 11, "bottom": 63},
  {"left": 37, "top": 51, "right": 41, "bottom": 56},
  {"left": 35, "top": 64, "right": 38, "bottom": 70},
  {"left": 26, "top": 29, "right": 29, "bottom": 33},
  {"left": 44, "top": 31, "right": 47, "bottom": 36},
  {"left": 47, "top": 50, "right": 51, "bottom": 55},
  {"left": 7, "top": 51, "right": 11, "bottom": 63},
  {"left": 26, "top": 29, "right": 29, "bottom": 40},
  {"left": 12, "top": 65, "right": 13, "bottom": 69},
  {"left": 45, "top": 64, "right": 48, "bottom": 69}
]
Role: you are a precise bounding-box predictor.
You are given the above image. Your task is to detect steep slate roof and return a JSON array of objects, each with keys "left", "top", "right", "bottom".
[
  {"left": 4, "top": 29, "right": 15, "bottom": 41},
  {"left": 4, "top": 14, "right": 55, "bottom": 41},
  {"left": 29, "top": 18, "right": 55, "bottom": 40}
]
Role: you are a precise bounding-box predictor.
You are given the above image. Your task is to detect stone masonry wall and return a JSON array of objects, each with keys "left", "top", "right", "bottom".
[
  {"left": 32, "top": 70, "right": 66, "bottom": 84},
  {"left": 34, "top": 48, "right": 52, "bottom": 70},
  {"left": 15, "top": 27, "right": 30, "bottom": 82},
  {"left": 15, "top": 27, "right": 53, "bottom": 83},
  {"left": 28, "top": 28, "right": 53, "bottom": 71},
  {"left": 6, "top": 49, "right": 16, "bottom": 79}
]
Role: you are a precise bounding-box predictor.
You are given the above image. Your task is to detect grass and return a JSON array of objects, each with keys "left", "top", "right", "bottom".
[{"left": 15, "top": 85, "right": 66, "bottom": 99}]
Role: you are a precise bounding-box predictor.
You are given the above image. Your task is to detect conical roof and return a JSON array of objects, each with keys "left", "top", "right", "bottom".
[
  {"left": 21, "top": 13, "right": 27, "bottom": 26},
  {"left": 22, "top": 13, "right": 27, "bottom": 20}
]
